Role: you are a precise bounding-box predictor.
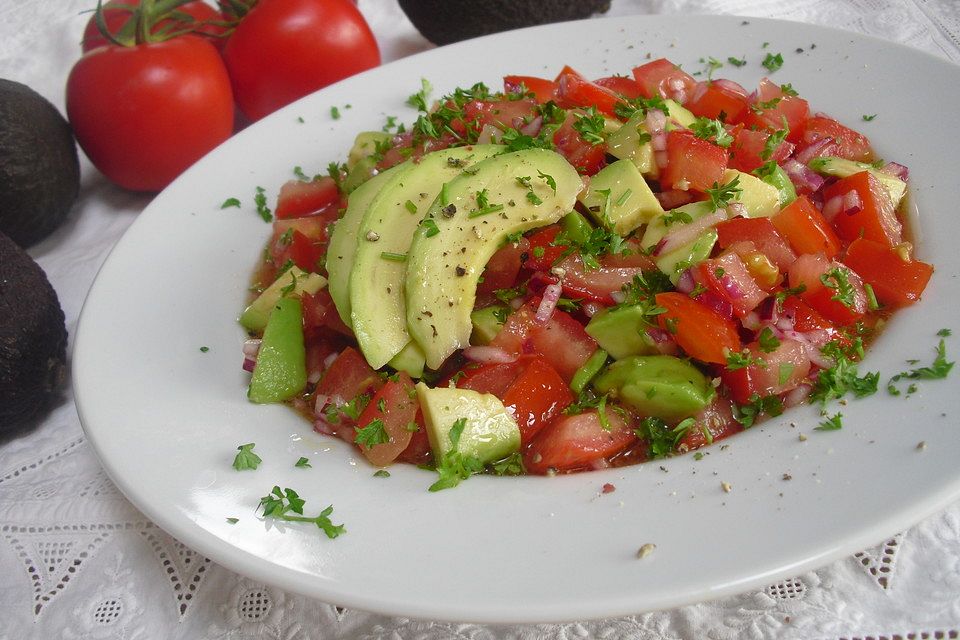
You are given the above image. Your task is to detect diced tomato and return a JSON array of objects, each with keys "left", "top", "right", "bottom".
[
  {"left": 675, "top": 396, "right": 741, "bottom": 452},
  {"left": 553, "top": 110, "right": 607, "bottom": 174},
  {"left": 478, "top": 239, "right": 527, "bottom": 294},
  {"left": 503, "top": 75, "right": 557, "bottom": 103},
  {"left": 396, "top": 409, "right": 432, "bottom": 465},
  {"left": 661, "top": 129, "right": 728, "bottom": 192},
  {"left": 797, "top": 115, "right": 873, "bottom": 163},
  {"left": 593, "top": 75, "right": 644, "bottom": 99},
  {"left": 822, "top": 172, "right": 902, "bottom": 248},
  {"left": 655, "top": 292, "right": 741, "bottom": 364},
  {"left": 716, "top": 217, "right": 796, "bottom": 270},
  {"left": 788, "top": 253, "right": 867, "bottom": 325},
  {"left": 354, "top": 373, "right": 418, "bottom": 467},
  {"left": 736, "top": 78, "right": 809, "bottom": 142},
  {"left": 270, "top": 229, "right": 324, "bottom": 273},
  {"left": 303, "top": 327, "right": 349, "bottom": 385},
  {"left": 301, "top": 289, "right": 352, "bottom": 336},
  {"left": 780, "top": 295, "right": 839, "bottom": 337},
  {"left": 556, "top": 251, "right": 657, "bottom": 304},
  {"left": 655, "top": 189, "right": 700, "bottom": 210},
  {"left": 693, "top": 252, "right": 768, "bottom": 318},
  {"left": 523, "top": 225, "right": 569, "bottom": 271},
  {"left": 315, "top": 346, "right": 381, "bottom": 403},
  {"left": 490, "top": 304, "right": 597, "bottom": 382},
  {"left": 721, "top": 339, "right": 812, "bottom": 404},
  {"left": 728, "top": 125, "right": 794, "bottom": 173},
  {"left": 843, "top": 238, "right": 934, "bottom": 307},
  {"left": 456, "top": 359, "right": 525, "bottom": 397},
  {"left": 771, "top": 195, "right": 842, "bottom": 259},
  {"left": 631, "top": 58, "right": 697, "bottom": 103},
  {"left": 685, "top": 81, "right": 749, "bottom": 122},
  {"left": 524, "top": 408, "right": 637, "bottom": 474},
  {"left": 554, "top": 66, "right": 623, "bottom": 117},
  {"left": 274, "top": 177, "right": 341, "bottom": 220},
  {"left": 463, "top": 98, "right": 539, "bottom": 134}
]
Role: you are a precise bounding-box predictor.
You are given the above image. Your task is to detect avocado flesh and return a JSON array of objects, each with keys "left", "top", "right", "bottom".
[
  {"left": 0, "top": 231, "right": 67, "bottom": 429},
  {"left": 757, "top": 164, "right": 797, "bottom": 207},
  {"left": 577, "top": 158, "right": 663, "bottom": 235},
  {"left": 470, "top": 306, "right": 506, "bottom": 346},
  {"left": 640, "top": 201, "right": 719, "bottom": 283},
  {"left": 239, "top": 267, "right": 326, "bottom": 332},
  {"left": 327, "top": 163, "right": 408, "bottom": 328},
  {"left": 0, "top": 80, "right": 79, "bottom": 248},
  {"left": 405, "top": 148, "right": 581, "bottom": 370},
  {"left": 722, "top": 169, "right": 780, "bottom": 218},
  {"left": 415, "top": 383, "right": 520, "bottom": 464},
  {"left": 248, "top": 297, "right": 307, "bottom": 404},
  {"left": 585, "top": 305, "right": 660, "bottom": 360},
  {"left": 592, "top": 355, "right": 714, "bottom": 421},
  {"left": 606, "top": 111, "right": 655, "bottom": 176},
  {"left": 350, "top": 145, "right": 502, "bottom": 370}
]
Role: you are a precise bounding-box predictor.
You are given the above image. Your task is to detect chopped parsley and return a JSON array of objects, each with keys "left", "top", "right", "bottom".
[
  {"left": 862, "top": 114, "right": 877, "bottom": 122},
  {"left": 727, "top": 56, "right": 747, "bottom": 67},
  {"left": 689, "top": 117, "right": 733, "bottom": 148},
  {"left": 254, "top": 186, "right": 272, "bottom": 222},
  {"left": 406, "top": 78, "right": 433, "bottom": 111},
  {"left": 810, "top": 339, "right": 879, "bottom": 405},
  {"left": 491, "top": 451, "right": 525, "bottom": 476},
  {"left": 221, "top": 197, "right": 241, "bottom": 209},
  {"left": 816, "top": 412, "right": 843, "bottom": 431},
  {"left": 572, "top": 107, "right": 607, "bottom": 145},
  {"left": 705, "top": 176, "right": 742, "bottom": 210},
  {"left": 380, "top": 251, "right": 408, "bottom": 262},
  {"left": 637, "top": 416, "right": 695, "bottom": 458},
  {"left": 762, "top": 52, "right": 784, "bottom": 72},
  {"left": 733, "top": 394, "right": 784, "bottom": 428},
  {"left": 758, "top": 327, "right": 781, "bottom": 353},
  {"left": 725, "top": 349, "right": 765, "bottom": 371},
  {"left": 199, "top": 346, "right": 210, "bottom": 353},
  {"left": 819, "top": 267, "right": 856, "bottom": 308},
  {"left": 662, "top": 208, "right": 693, "bottom": 227},
  {"left": 887, "top": 338, "right": 954, "bottom": 395},
  {"left": 404, "top": 199, "right": 418, "bottom": 214},
  {"left": 232, "top": 443, "right": 262, "bottom": 471},
  {"left": 373, "top": 470, "right": 391, "bottom": 478},
  {"left": 760, "top": 128, "right": 788, "bottom": 161},
  {"left": 354, "top": 419, "right": 389, "bottom": 448},
  {"left": 295, "top": 456, "right": 311, "bottom": 468},
  {"left": 429, "top": 418, "right": 484, "bottom": 491},
  {"left": 258, "top": 486, "right": 344, "bottom": 538},
  {"left": 330, "top": 106, "right": 341, "bottom": 120}
]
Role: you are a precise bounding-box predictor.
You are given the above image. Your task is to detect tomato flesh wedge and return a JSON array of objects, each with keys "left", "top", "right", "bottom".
[
  {"left": 354, "top": 373, "right": 418, "bottom": 466},
  {"left": 843, "top": 238, "right": 933, "bottom": 308},
  {"left": 525, "top": 409, "right": 636, "bottom": 474},
  {"left": 655, "top": 292, "right": 741, "bottom": 364}
]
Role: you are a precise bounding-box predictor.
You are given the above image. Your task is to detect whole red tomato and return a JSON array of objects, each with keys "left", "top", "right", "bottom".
[
  {"left": 222, "top": 0, "right": 380, "bottom": 122},
  {"left": 81, "top": 0, "right": 227, "bottom": 52},
  {"left": 66, "top": 35, "right": 234, "bottom": 191}
]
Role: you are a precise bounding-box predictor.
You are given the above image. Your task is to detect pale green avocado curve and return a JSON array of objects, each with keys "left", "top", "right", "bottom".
[{"left": 405, "top": 148, "right": 582, "bottom": 370}]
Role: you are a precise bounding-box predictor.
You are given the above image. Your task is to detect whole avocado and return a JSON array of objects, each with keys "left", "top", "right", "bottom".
[
  {"left": 0, "top": 231, "right": 68, "bottom": 430},
  {"left": 0, "top": 79, "right": 80, "bottom": 248},
  {"left": 398, "top": 0, "right": 611, "bottom": 45}
]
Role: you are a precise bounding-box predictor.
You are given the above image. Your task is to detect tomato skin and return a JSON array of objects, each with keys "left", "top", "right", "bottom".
[
  {"left": 223, "top": 0, "right": 380, "bottom": 121},
  {"left": 655, "top": 292, "right": 741, "bottom": 364},
  {"left": 736, "top": 79, "right": 810, "bottom": 142},
  {"left": 675, "top": 396, "right": 740, "bottom": 452},
  {"left": 631, "top": 58, "right": 697, "bottom": 103},
  {"left": 275, "top": 177, "right": 341, "bottom": 219},
  {"left": 463, "top": 98, "right": 539, "bottom": 134},
  {"left": 693, "top": 252, "right": 767, "bottom": 318},
  {"left": 822, "top": 172, "right": 902, "bottom": 248},
  {"left": 788, "top": 253, "right": 868, "bottom": 325},
  {"left": 771, "top": 195, "right": 842, "bottom": 259},
  {"left": 554, "top": 66, "right": 623, "bottom": 117},
  {"left": 553, "top": 111, "right": 607, "bottom": 175},
  {"left": 556, "top": 252, "right": 657, "bottom": 304},
  {"left": 728, "top": 126, "right": 794, "bottom": 173},
  {"left": 315, "top": 346, "right": 381, "bottom": 403},
  {"left": 843, "top": 238, "right": 934, "bottom": 307},
  {"left": 798, "top": 116, "right": 873, "bottom": 162},
  {"left": 685, "top": 81, "right": 749, "bottom": 121},
  {"left": 354, "top": 373, "right": 418, "bottom": 467},
  {"left": 593, "top": 75, "right": 644, "bottom": 100},
  {"left": 489, "top": 304, "right": 597, "bottom": 382},
  {"left": 525, "top": 409, "right": 636, "bottom": 474},
  {"left": 721, "top": 339, "right": 812, "bottom": 404},
  {"left": 715, "top": 217, "right": 796, "bottom": 271},
  {"left": 661, "top": 129, "right": 728, "bottom": 192},
  {"left": 503, "top": 75, "right": 557, "bottom": 103},
  {"left": 82, "top": 0, "right": 226, "bottom": 52},
  {"left": 66, "top": 36, "right": 233, "bottom": 192}
]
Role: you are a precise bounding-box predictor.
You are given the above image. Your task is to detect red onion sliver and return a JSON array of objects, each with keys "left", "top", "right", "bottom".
[
  {"left": 675, "top": 269, "right": 696, "bottom": 294},
  {"left": 519, "top": 115, "right": 543, "bottom": 137},
  {"left": 654, "top": 209, "right": 727, "bottom": 256},
  {"left": 654, "top": 149, "right": 669, "bottom": 170},
  {"left": 712, "top": 78, "right": 748, "bottom": 96},
  {"left": 582, "top": 301, "right": 603, "bottom": 318},
  {"left": 881, "top": 161, "right": 909, "bottom": 181},
  {"left": 783, "top": 159, "right": 826, "bottom": 193},
  {"left": 793, "top": 137, "right": 837, "bottom": 164},
  {"left": 726, "top": 202, "right": 748, "bottom": 219},
  {"left": 842, "top": 190, "right": 863, "bottom": 215},
  {"left": 646, "top": 109, "right": 666, "bottom": 135},
  {"left": 462, "top": 346, "right": 518, "bottom": 364},
  {"left": 242, "top": 357, "right": 256, "bottom": 373},
  {"left": 535, "top": 283, "right": 563, "bottom": 323},
  {"left": 242, "top": 338, "right": 261, "bottom": 357},
  {"left": 822, "top": 194, "right": 843, "bottom": 221},
  {"left": 609, "top": 290, "right": 626, "bottom": 304},
  {"left": 784, "top": 384, "right": 812, "bottom": 408}
]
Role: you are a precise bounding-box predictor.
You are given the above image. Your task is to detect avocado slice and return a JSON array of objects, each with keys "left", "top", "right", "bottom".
[
  {"left": 757, "top": 163, "right": 797, "bottom": 207},
  {"left": 470, "top": 306, "right": 506, "bottom": 345},
  {"left": 416, "top": 382, "right": 520, "bottom": 464},
  {"left": 592, "top": 355, "right": 715, "bottom": 421},
  {"left": 640, "top": 201, "right": 719, "bottom": 283},
  {"left": 350, "top": 145, "right": 502, "bottom": 370},
  {"left": 239, "top": 266, "right": 326, "bottom": 332},
  {"left": 248, "top": 297, "right": 307, "bottom": 404},
  {"left": 0, "top": 231, "right": 67, "bottom": 428},
  {"left": 405, "top": 148, "right": 581, "bottom": 370},
  {"left": 326, "top": 163, "right": 409, "bottom": 328},
  {"left": 807, "top": 156, "right": 906, "bottom": 208},
  {"left": 722, "top": 169, "right": 780, "bottom": 218},
  {"left": 577, "top": 159, "right": 664, "bottom": 235},
  {"left": 606, "top": 110, "right": 656, "bottom": 176},
  {"left": 585, "top": 305, "right": 660, "bottom": 359}
]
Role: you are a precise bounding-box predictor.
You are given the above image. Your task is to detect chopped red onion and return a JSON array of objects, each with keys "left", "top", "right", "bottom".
[
  {"left": 654, "top": 149, "right": 669, "bottom": 170},
  {"left": 242, "top": 357, "right": 256, "bottom": 373},
  {"left": 726, "top": 202, "right": 748, "bottom": 219},
  {"left": 519, "top": 115, "right": 543, "bottom": 137},
  {"left": 757, "top": 297, "right": 780, "bottom": 324},
  {"left": 690, "top": 81, "right": 708, "bottom": 104},
  {"left": 675, "top": 269, "right": 696, "bottom": 294},
  {"left": 609, "top": 290, "right": 626, "bottom": 304},
  {"left": 654, "top": 209, "right": 727, "bottom": 256},
  {"left": 784, "top": 384, "right": 812, "bottom": 408},
  {"left": 698, "top": 291, "right": 734, "bottom": 320},
  {"left": 535, "top": 283, "right": 563, "bottom": 323},
  {"left": 783, "top": 159, "right": 826, "bottom": 193},
  {"left": 462, "top": 346, "right": 518, "bottom": 364},
  {"left": 712, "top": 78, "right": 748, "bottom": 96},
  {"left": 741, "top": 311, "right": 761, "bottom": 331},
  {"left": 719, "top": 274, "right": 744, "bottom": 300},
  {"left": 242, "top": 338, "right": 261, "bottom": 357},
  {"left": 582, "top": 301, "right": 603, "bottom": 318},
  {"left": 842, "top": 190, "right": 863, "bottom": 215},
  {"left": 794, "top": 138, "right": 837, "bottom": 164},
  {"left": 881, "top": 161, "right": 909, "bottom": 181},
  {"left": 477, "top": 124, "right": 501, "bottom": 144},
  {"left": 822, "top": 194, "right": 843, "bottom": 221}
]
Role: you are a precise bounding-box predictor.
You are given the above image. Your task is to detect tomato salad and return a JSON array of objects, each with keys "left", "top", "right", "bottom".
[{"left": 240, "top": 59, "right": 933, "bottom": 485}]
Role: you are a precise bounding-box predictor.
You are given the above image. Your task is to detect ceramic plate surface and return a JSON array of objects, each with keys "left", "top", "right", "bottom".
[{"left": 75, "top": 15, "right": 960, "bottom": 623}]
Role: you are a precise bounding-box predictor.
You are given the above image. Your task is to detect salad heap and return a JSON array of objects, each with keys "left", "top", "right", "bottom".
[{"left": 239, "top": 59, "right": 933, "bottom": 487}]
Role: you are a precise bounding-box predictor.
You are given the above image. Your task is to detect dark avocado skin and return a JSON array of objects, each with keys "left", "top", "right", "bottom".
[
  {"left": 0, "top": 79, "right": 80, "bottom": 248},
  {"left": 0, "top": 230, "right": 68, "bottom": 430},
  {"left": 398, "top": 0, "right": 612, "bottom": 45}
]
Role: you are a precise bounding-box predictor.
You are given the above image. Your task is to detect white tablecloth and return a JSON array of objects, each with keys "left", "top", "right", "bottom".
[{"left": 2, "top": 1, "right": 959, "bottom": 638}]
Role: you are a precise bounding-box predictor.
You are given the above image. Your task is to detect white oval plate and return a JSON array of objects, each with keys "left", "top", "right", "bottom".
[{"left": 75, "top": 14, "right": 960, "bottom": 623}]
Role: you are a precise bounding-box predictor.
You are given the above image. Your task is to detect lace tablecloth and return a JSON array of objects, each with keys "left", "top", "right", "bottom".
[{"left": 2, "top": 1, "right": 959, "bottom": 638}]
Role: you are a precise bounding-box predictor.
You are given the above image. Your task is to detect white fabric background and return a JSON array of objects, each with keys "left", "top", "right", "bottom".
[{"left": 1, "top": 1, "right": 959, "bottom": 638}]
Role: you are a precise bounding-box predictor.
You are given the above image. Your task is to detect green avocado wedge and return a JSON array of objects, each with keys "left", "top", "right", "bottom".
[
  {"left": 326, "top": 163, "right": 409, "bottom": 327},
  {"left": 405, "top": 148, "right": 581, "bottom": 370},
  {"left": 349, "top": 145, "right": 502, "bottom": 371}
]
